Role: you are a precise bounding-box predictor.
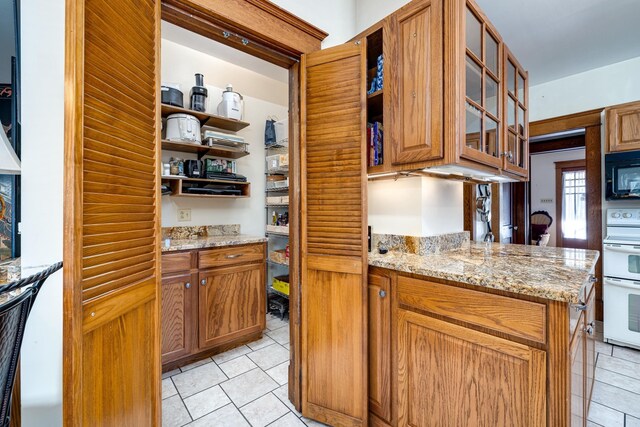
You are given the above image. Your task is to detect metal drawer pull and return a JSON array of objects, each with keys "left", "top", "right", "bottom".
[
  {"left": 379, "top": 290, "right": 386, "bottom": 298},
  {"left": 200, "top": 279, "right": 207, "bottom": 286},
  {"left": 225, "top": 254, "right": 243, "bottom": 259},
  {"left": 185, "top": 282, "right": 191, "bottom": 289},
  {"left": 573, "top": 302, "right": 587, "bottom": 312}
]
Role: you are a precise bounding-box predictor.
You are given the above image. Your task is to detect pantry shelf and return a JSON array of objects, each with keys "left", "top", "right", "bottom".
[
  {"left": 161, "top": 139, "right": 249, "bottom": 159},
  {"left": 160, "top": 104, "right": 250, "bottom": 132},
  {"left": 161, "top": 175, "right": 251, "bottom": 198}
]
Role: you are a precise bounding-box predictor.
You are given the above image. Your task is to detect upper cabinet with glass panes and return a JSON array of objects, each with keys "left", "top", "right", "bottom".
[
  {"left": 358, "top": 0, "right": 529, "bottom": 181},
  {"left": 462, "top": 3, "right": 504, "bottom": 170},
  {"left": 503, "top": 46, "right": 529, "bottom": 177}
]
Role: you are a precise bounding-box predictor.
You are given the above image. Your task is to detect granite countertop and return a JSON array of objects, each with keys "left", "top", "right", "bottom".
[
  {"left": 368, "top": 241, "right": 600, "bottom": 303},
  {"left": 0, "top": 258, "right": 22, "bottom": 304},
  {"left": 162, "top": 234, "right": 268, "bottom": 252}
]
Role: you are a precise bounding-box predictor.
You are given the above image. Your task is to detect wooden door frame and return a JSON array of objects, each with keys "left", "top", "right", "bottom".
[
  {"left": 160, "top": 3, "right": 324, "bottom": 414},
  {"left": 555, "top": 159, "right": 587, "bottom": 249},
  {"left": 530, "top": 108, "right": 604, "bottom": 320},
  {"left": 64, "top": 0, "right": 326, "bottom": 421}
]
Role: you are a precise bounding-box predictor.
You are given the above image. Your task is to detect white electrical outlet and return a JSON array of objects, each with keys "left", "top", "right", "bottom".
[{"left": 178, "top": 209, "right": 191, "bottom": 222}]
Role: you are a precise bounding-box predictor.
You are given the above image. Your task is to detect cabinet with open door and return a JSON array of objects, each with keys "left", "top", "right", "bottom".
[{"left": 351, "top": 0, "right": 529, "bottom": 180}]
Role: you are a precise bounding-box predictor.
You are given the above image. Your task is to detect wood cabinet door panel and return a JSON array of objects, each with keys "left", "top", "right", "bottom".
[
  {"left": 397, "top": 309, "right": 546, "bottom": 427},
  {"left": 198, "top": 243, "right": 265, "bottom": 269},
  {"left": 198, "top": 263, "right": 265, "bottom": 349},
  {"left": 607, "top": 101, "right": 640, "bottom": 152},
  {"left": 162, "top": 251, "right": 192, "bottom": 275},
  {"left": 64, "top": 0, "right": 161, "bottom": 423},
  {"left": 301, "top": 40, "right": 368, "bottom": 426},
  {"left": 161, "top": 273, "right": 196, "bottom": 364},
  {"left": 392, "top": 0, "right": 444, "bottom": 165},
  {"left": 570, "top": 311, "right": 585, "bottom": 427},
  {"left": 585, "top": 287, "right": 596, "bottom": 408},
  {"left": 368, "top": 273, "right": 392, "bottom": 423}
]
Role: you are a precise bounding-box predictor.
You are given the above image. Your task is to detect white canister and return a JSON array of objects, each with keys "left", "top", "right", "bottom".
[{"left": 165, "top": 113, "right": 202, "bottom": 144}]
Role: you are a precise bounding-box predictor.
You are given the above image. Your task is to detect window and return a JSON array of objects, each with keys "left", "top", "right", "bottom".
[{"left": 561, "top": 169, "right": 586, "bottom": 240}]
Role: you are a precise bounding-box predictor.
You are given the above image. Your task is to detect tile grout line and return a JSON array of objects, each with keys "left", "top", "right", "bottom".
[{"left": 596, "top": 365, "right": 640, "bottom": 386}]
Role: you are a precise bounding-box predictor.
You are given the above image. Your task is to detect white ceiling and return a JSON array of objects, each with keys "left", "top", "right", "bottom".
[{"left": 475, "top": 0, "right": 640, "bottom": 85}]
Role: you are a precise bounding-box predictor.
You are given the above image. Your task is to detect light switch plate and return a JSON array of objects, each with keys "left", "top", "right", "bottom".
[{"left": 178, "top": 209, "right": 191, "bottom": 222}]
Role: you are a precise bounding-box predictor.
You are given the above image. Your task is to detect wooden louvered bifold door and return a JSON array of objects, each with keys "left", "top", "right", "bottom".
[
  {"left": 300, "top": 41, "right": 368, "bottom": 427},
  {"left": 64, "top": 0, "right": 161, "bottom": 425}
]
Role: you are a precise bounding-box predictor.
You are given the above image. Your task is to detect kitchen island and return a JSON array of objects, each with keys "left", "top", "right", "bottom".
[{"left": 367, "top": 241, "right": 599, "bottom": 427}]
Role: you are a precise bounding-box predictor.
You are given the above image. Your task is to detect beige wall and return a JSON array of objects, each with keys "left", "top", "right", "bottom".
[{"left": 160, "top": 26, "right": 288, "bottom": 235}]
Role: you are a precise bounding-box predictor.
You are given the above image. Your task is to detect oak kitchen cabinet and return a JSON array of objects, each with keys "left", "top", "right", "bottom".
[
  {"left": 160, "top": 243, "right": 266, "bottom": 369},
  {"left": 366, "top": 267, "right": 596, "bottom": 426},
  {"left": 606, "top": 100, "right": 640, "bottom": 153},
  {"left": 352, "top": 0, "right": 529, "bottom": 180}
]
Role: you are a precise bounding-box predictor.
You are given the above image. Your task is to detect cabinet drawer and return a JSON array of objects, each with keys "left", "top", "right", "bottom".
[
  {"left": 398, "top": 276, "right": 547, "bottom": 344},
  {"left": 199, "top": 244, "right": 264, "bottom": 269},
  {"left": 162, "top": 252, "right": 192, "bottom": 274}
]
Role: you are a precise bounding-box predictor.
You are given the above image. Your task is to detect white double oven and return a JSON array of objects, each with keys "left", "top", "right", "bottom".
[{"left": 603, "top": 209, "right": 640, "bottom": 349}]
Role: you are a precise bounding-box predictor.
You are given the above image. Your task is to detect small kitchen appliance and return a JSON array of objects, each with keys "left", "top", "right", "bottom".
[
  {"left": 161, "top": 83, "right": 183, "bottom": 107},
  {"left": 184, "top": 160, "right": 203, "bottom": 178},
  {"left": 165, "top": 113, "right": 201, "bottom": 144},
  {"left": 189, "top": 73, "right": 208, "bottom": 112},
  {"left": 217, "top": 84, "right": 244, "bottom": 120},
  {"left": 603, "top": 208, "right": 640, "bottom": 349}
]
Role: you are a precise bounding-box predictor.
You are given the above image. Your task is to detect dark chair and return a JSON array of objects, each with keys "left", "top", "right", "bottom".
[
  {"left": 0, "top": 262, "right": 62, "bottom": 427},
  {"left": 531, "top": 211, "right": 553, "bottom": 246}
]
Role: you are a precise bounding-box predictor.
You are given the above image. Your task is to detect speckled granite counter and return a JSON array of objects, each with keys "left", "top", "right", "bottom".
[
  {"left": 161, "top": 224, "right": 267, "bottom": 252},
  {"left": 0, "top": 258, "right": 20, "bottom": 285},
  {"left": 0, "top": 258, "right": 22, "bottom": 304},
  {"left": 368, "top": 242, "right": 599, "bottom": 303},
  {"left": 162, "top": 235, "right": 267, "bottom": 252}
]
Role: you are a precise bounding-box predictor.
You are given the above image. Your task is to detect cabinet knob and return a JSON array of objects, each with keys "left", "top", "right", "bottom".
[
  {"left": 185, "top": 282, "right": 191, "bottom": 289},
  {"left": 585, "top": 325, "right": 594, "bottom": 335},
  {"left": 379, "top": 289, "right": 387, "bottom": 298},
  {"left": 502, "top": 151, "right": 514, "bottom": 161},
  {"left": 200, "top": 279, "right": 207, "bottom": 286},
  {"left": 589, "top": 275, "right": 597, "bottom": 283}
]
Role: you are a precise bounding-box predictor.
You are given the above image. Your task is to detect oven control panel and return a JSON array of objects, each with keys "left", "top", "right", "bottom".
[{"left": 607, "top": 209, "right": 640, "bottom": 226}]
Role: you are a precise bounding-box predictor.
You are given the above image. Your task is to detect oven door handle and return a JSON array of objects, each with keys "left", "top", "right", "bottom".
[
  {"left": 604, "top": 244, "right": 640, "bottom": 254},
  {"left": 603, "top": 278, "right": 640, "bottom": 290}
]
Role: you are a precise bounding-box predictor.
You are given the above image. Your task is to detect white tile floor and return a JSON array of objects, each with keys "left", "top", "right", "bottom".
[
  {"left": 162, "top": 314, "right": 318, "bottom": 427},
  {"left": 587, "top": 321, "right": 640, "bottom": 426},
  {"left": 163, "top": 317, "right": 640, "bottom": 426}
]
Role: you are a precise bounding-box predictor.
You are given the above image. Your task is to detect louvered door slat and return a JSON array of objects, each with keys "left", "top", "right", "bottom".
[
  {"left": 64, "top": 0, "right": 161, "bottom": 423},
  {"left": 300, "top": 40, "right": 368, "bottom": 426}
]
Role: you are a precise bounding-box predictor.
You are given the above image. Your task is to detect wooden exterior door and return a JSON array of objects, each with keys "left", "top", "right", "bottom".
[
  {"left": 397, "top": 309, "right": 546, "bottom": 427},
  {"left": 300, "top": 41, "right": 368, "bottom": 426},
  {"left": 392, "top": 0, "right": 444, "bottom": 165},
  {"left": 161, "top": 273, "right": 196, "bottom": 364},
  {"left": 64, "top": 0, "right": 161, "bottom": 424},
  {"left": 198, "top": 263, "right": 265, "bottom": 350},
  {"left": 555, "top": 159, "right": 588, "bottom": 249}
]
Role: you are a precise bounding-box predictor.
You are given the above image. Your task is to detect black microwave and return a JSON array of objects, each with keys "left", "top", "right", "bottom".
[{"left": 606, "top": 151, "right": 640, "bottom": 200}]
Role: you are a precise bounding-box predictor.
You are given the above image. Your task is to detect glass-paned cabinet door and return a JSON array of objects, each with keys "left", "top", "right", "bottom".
[
  {"left": 463, "top": 2, "right": 503, "bottom": 168},
  {"left": 503, "top": 46, "right": 528, "bottom": 177}
]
